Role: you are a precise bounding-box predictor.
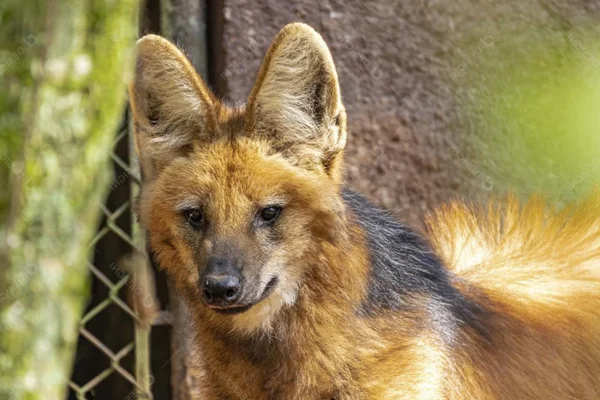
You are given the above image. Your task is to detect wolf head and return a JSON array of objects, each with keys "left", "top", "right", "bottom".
[{"left": 129, "top": 24, "right": 350, "bottom": 332}]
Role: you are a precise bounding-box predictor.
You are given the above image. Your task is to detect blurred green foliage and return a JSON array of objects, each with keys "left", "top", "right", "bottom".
[
  {"left": 0, "top": 0, "right": 45, "bottom": 223},
  {"left": 454, "top": 23, "right": 600, "bottom": 204}
]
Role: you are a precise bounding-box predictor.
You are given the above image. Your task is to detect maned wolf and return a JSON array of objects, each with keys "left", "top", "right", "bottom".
[{"left": 129, "top": 23, "right": 600, "bottom": 399}]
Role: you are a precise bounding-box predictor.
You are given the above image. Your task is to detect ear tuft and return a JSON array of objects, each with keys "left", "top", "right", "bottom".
[
  {"left": 246, "top": 23, "right": 347, "bottom": 178},
  {"left": 129, "top": 35, "right": 216, "bottom": 179}
]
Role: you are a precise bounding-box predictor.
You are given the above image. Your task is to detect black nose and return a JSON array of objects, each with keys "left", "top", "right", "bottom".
[
  {"left": 202, "top": 274, "right": 241, "bottom": 305},
  {"left": 201, "top": 257, "right": 242, "bottom": 306}
]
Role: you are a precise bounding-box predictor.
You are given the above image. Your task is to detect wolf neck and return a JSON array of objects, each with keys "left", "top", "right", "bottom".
[{"left": 343, "top": 189, "right": 485, "bottom": 341}]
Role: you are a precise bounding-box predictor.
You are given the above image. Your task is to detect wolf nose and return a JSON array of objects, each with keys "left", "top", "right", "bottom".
[{"left": 202, "top": 274, "right": 241, "bottom": 306}]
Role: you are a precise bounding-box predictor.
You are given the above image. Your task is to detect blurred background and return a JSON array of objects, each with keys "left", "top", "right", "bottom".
[{"left": 1, "top": 0, "right": 600, "bottom": 399}]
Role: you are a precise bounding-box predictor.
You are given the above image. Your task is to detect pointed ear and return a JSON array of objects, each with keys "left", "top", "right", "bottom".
[
  {"left": 246, "top": 23, "right": 347, "bottom": 182},
  {"left": 128, "top": 34, "right": 217, "bottom": 180}
]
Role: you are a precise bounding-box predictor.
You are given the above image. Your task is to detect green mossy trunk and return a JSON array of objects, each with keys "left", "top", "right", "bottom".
[{"left": 0, "top": 1, "right": 137, "bottom": 398}]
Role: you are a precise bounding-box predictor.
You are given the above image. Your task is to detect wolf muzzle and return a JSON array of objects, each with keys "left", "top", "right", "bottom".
[{"left": 200, "top": 257, "right": 242, "bottom": 307}]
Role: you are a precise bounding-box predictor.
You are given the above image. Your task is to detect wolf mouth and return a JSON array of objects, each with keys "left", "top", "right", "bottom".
[{"left": 210, "top": 276, "right": 279, "bottom": 315}]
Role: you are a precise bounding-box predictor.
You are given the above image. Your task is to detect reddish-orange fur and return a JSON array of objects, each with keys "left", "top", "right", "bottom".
[{"left": 129, "top": 23, "right": 600, "bottom": 399}]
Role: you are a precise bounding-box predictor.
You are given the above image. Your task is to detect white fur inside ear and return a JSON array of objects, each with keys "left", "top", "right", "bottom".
[
  {"left": 249, "top": 24, "right": 345, "bottom": 168},
  {"left": 130, "top": 35, "right": 216, "bottom": 174},
  {"left": 134, "top": 56, "right": 205, "bottom": 155},
  {"left": 256, "top": 43, "right": 321, "bottom": 139}
]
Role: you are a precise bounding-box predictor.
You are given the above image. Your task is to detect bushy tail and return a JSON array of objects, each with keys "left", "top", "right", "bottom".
[
  {"left": 426, "top": 193, "right": 600, "bottom": 319},
  {"left": 426, "top": 194, "right": 600, "bottom": 399}
]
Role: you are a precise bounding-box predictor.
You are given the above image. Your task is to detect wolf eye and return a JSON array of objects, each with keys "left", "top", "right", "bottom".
[
  {"left": 259, "top": 206, "right": 281, "bottom": 223},
  {"left": 183, "top": 208, "right": 204, "bottom": 229}
]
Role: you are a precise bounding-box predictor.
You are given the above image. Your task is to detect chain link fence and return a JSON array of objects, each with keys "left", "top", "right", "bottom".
[{"left": 68, "top": 111, "right": 171, "bottom": 400}]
